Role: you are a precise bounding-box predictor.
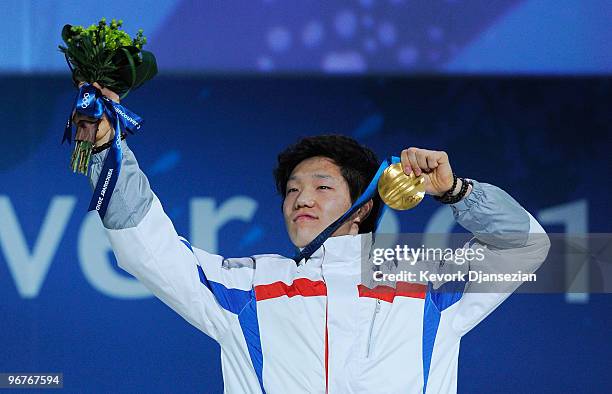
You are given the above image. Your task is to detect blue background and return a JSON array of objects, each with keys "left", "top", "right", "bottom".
[
  {"left": 0, "top": 76, "right": 610, "bottom": 393},
  {"left": 2, "top": 0, "right": 611, "bottom": 74}
]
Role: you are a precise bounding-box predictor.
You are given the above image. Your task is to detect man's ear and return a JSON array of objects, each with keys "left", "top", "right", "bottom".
[
  {"left": 349, "top": 200, "right": 373, "bottom": 235},
  {"left": 353, "top": 199, "right": 374, "bottom": 225}
]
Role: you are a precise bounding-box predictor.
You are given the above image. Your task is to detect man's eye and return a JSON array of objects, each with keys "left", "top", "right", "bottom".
[
  {"left": 318, "top": 186, "right": 332, "bottom": 190},
  {"left": 286, "top": 188, "right": 298, "bottom": 194}
]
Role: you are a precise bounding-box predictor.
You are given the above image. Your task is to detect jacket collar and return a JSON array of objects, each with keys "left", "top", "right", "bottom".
[{"left": 300, "top": 232, "right": 373, "bottom": 274}]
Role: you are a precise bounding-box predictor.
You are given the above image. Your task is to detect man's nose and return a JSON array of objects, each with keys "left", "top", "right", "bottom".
[{"left": 295, "top": 190, "right": 315, "bottom": 209}]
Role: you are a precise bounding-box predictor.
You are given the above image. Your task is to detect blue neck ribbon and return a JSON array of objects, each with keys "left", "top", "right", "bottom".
[
  {"left": 293, "top": 155, "right": 401, "bottom": 263},
  {"left": 63, "top": 83, "right": 144, "bottom": 219}
]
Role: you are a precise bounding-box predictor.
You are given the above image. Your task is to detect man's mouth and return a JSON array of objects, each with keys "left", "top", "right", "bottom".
[{"left": 293, "top": 214, "right": 318, "bottom": 223}]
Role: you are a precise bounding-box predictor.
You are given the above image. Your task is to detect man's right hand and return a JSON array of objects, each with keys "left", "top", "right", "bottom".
[{"left": 73, "top": 82, "right": 121, "bottom": 147}]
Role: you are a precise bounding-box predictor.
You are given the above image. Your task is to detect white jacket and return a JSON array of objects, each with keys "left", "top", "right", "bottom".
[{"left": 90, "top": 142, "right": 550, "bottom": 393}]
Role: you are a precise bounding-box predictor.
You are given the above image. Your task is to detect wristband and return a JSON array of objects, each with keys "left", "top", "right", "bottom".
[
  {"left": 433, "top": 175, "right": 472, "bottom": 204},
  {"left": 92, "top": 132, "right": 127, "bottom": 154}
]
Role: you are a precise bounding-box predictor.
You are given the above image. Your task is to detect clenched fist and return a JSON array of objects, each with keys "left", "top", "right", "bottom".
[
  {"left": 72, "top": 82, "right": 120, "bottom": 147},
  {"left": 400, "top": 147, "right": 470, "bottom": 198}
]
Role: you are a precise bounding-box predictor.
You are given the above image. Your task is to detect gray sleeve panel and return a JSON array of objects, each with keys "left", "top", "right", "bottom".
[
  {"left": 88, "top": 140, "right": 154, "bottom": 230},
  {"left": 450, "top": 180, "right": 530, "bottom": 248}
]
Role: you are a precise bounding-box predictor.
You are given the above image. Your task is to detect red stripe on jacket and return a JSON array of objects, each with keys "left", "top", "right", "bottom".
[
  {"left": 357, "top": 282, "right": 427, "bottom": 302},
  {"left": 255, "top": 278, "right": 327, "bottom": 301}
]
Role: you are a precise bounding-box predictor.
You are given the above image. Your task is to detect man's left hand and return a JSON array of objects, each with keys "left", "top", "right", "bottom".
[{"left": 400, "top": 147, "right": 455, "bottom": 196}]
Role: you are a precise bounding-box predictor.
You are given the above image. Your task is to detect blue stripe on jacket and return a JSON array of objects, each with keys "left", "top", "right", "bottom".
[
  {"left": 422, "top": 281, "right": 466, "bottom": 394},
  {"left": 180, "top": 238, "right": 266, "bottom": 393}
]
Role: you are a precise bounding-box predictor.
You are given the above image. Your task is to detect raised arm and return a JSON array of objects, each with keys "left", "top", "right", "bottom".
[
  {"left": 447, "top": 180, "right": 550, "bottom": 336},
  {"left": 399, "top": 147, "right": 550, "bottom": 336},
  {"left": 86, "top": 90, "right": 254, "bottom": 342}
]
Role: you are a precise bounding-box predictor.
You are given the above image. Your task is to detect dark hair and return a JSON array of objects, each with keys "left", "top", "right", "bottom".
[{"left": 274, "top": 134, "right": 381, "bottom": 234}]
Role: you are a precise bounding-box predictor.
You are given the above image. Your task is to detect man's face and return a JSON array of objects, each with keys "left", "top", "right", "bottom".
[{"left": 283, "top": 156, "right": 356, "bottom": 248}]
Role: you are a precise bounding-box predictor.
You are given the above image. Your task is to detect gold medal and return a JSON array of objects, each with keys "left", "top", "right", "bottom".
[{"left": 377, "top": 163, "right": 426, "bottom": 210}]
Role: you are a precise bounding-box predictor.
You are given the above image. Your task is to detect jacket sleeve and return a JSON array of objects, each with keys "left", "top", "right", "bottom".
[
  {"left": 442, "top": 180, "right": 551, "bottom": 336},
  {"left": 89, "top": 141, "right": 255, "bottom": 342}
]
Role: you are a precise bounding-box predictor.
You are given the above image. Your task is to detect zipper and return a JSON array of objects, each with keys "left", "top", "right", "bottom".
[
  {"left": 366, "top": 299, "right": 381, "bottom": 358},
  {"left": 321, "top": 245, "right": 328, "bottom": 394}
]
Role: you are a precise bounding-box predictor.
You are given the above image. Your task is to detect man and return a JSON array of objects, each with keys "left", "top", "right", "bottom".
[{"left": 84, "top": 85, "right": 549, "bottom": 393}]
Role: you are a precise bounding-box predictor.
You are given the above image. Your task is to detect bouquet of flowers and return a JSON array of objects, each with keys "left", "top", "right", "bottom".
[{"left": 60, "top": 18, "right": 157, "bottom": 175}]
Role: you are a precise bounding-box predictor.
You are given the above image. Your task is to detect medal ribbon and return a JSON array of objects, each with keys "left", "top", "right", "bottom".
[
  {"left": 63, "top": 83, "right": 144, "bottom": 219},
  {"left": 293, "top": 155, "right": 401, "bottom": 263}
]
